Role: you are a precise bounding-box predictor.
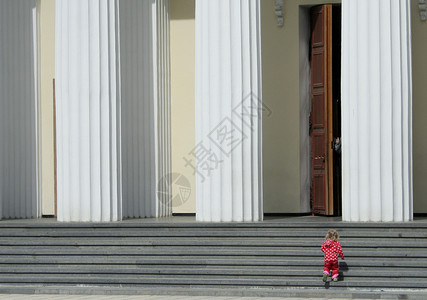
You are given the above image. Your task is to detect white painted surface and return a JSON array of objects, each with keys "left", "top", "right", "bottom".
[
  {"left": 55, "top": 0, "right": 121, "bottom": 222},
  {"left": 341, "top": 0, "right": 413, "bottom": 221},
  {"left": 120, "top": 0, "right": 171, "bottom": 218},
  {"left": 195, "top": 0, "right": 263, "bottom": 222},
  {"left": 55, "top": 0, "right": 170, "bottom": 221},
  {"left": 154, "top": 0, "right": 172, "bottom": 218},
  {"left": 0, "top": 0, "right": 38, "bottom": 219}
]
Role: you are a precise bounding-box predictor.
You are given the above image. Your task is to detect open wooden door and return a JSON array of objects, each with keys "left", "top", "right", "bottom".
[{"left": 310, "top": 5, "right": 334, "bottom": 215}]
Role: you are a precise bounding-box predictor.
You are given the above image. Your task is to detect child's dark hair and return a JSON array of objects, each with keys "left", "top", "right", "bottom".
[{"left": 325, "top": 229, "right": 339, "bottom": 241}]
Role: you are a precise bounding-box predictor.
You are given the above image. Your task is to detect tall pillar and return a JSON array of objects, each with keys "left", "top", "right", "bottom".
[
  {"left": 120, "top": 0, "right": 171, "bottom": 218},
  {"left": 195, "top": 0, "right": 263, "bottom": 222},
  {"left": 55, "top": 0, "right": 121, "bottom": 221},
  {"left": 341, "top": 0, "right": 413, "bottom": 221},
  {"left": 0, "top": 0, "right": 38, "bottom": 219}
]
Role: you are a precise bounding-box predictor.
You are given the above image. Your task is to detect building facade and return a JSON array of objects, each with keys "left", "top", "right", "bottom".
[{"left": 0, "top": 0, "right": 426, "bottom": 222}]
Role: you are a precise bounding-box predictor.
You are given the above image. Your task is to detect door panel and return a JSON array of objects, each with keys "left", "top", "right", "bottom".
[
  {"left": 312, "top": 53, "right": 324, "bottom": 87},
  {"left": 312, "top": 94, "right": 325, "bottom": 127},
  {"left": 310, "top": 5, "right": 333, "bottom": 215},
  {"left": 312, "top": 133, "right": 325, "bottom": 169},
  {"left": 313, "top": 174, "right": 326, "bottom": 212}
]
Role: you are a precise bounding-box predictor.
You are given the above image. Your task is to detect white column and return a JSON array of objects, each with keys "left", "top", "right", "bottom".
[
  {"left": 55, "top": 0, "right": 121, "bottom": 222},
  {"left": 155, "top": 0, "right": 172, "bottom": 218},
  {"left": 120, "top": 0, "right": 171, "bottom": 218},
  {"left": 195, "top": 0, "right": 263, "bottom": 222},
  {"left": 0, "top": 0, "right": 38, "bottom": 219},
  {"left": 341, "top": 0, "right": 413, "bottom": 222}
]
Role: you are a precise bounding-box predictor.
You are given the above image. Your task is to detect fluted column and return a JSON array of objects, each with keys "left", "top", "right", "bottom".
[
  {"left": 120, "top": 0, "right": 171, "bottom": 218},
  {"left": 341, "top": 0, "right": 413, "bottom": 221},
  {"left": 155, "top": 0, "right": 172, "bottom": 218},
  {"left": 195, "top": 0, "right": 263, "bottom": 222},
  {"left": 55, "top": 0, "right": 121, "bottom": 221},
  {"left": 0, "top": 0, "right": 38, "bottom": 219}
]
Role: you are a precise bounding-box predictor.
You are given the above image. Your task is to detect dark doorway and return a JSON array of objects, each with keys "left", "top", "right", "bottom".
[{"left": 331, "top": 5, "right": 341, "bottom": 216}]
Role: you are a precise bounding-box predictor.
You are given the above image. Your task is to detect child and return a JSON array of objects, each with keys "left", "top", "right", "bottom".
[{"left": 321, "top": 229, "right": 344, "bottom": 282}]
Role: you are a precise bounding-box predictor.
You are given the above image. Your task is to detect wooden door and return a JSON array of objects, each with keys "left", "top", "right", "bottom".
[{"left": 310, "top": 5, "right": 334, "bottom": 215}]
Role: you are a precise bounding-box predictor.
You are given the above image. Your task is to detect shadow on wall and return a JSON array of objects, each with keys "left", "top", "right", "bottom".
[{"left": 170, "top": 0, "right": 195, "bottom": 20}]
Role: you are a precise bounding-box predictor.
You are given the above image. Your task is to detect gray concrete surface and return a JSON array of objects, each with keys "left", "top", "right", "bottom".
[{"left": 0, "top": 295, "right": 371, "bottom": 300}]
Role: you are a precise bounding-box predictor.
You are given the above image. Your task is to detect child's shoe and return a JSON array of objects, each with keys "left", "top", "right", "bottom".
[
  {"left": 322, "top": 273, "right": 328, "bottom": 282},
  {"left": 333, "top": 277, "right": 338, "bottom": 282}
]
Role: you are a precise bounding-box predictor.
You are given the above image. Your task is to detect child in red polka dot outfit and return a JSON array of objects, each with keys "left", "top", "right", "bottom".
[{"left": 321, "top": 229, "right": 344, "bottom": 282}]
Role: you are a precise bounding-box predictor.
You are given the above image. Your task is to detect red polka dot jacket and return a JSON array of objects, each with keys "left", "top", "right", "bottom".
[{"left": 321, "top": 239, "right": 345, "bottom": 262}]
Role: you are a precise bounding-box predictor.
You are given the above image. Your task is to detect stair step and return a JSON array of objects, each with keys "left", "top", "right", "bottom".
[
  {"left": 0, "top": 247, "right": 426, "bottom": 259},
  {"left": 0, "top": 274, "right": 425, "bottom": 288},
  {"left": 1, "top": 238, "right": 426, "bottom": 248},
  {"left": 1, "top": 219, "right": 426, "bottom": 228},
  {"left": 1, "top": 265, "right": 427, "bottom": 277},
  {"left": 1, "top": 255, "right": 427, "bottom": 267},
  {"left": 0, "top": 219, "right": 426, "bottom": 294},
  {"left": 0, "top": 229, "right": 426, "bottom": 238},
  {"left": 0, "top": 245, "right": 422, "bottom": 253}
]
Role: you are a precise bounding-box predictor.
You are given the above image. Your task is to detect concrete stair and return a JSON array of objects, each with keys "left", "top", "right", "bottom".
[{"left": 0, "top": 218, "right": 426, "bottom": 297}]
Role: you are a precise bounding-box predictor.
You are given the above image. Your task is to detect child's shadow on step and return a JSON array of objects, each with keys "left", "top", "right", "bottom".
[{"left": 339, "top": 261, "right": 349, "bottom": 280}]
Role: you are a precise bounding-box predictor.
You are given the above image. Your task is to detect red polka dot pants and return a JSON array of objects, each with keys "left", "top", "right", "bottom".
[{"left": 323, "top": 260, "right": 339, "bottom": 279}]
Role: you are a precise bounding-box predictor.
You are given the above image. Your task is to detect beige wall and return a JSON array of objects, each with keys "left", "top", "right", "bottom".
[
  {"left": 261, "top": 0, "right": 299, "bottom": 213},
  {"left": 39, "top": 0, "right": 56, "bottom": 215},
  {"left": 170, "top": 0, "right": 196, "bottom": 213},
  {"left": 411, "top": 0, "right": 427, "bottom": 213},
  {"left": 261, "top": 0, "right": 341, "bottom": 213}
]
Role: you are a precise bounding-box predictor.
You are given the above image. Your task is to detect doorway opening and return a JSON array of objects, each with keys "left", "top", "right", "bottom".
[
  {"left": 306, "top": 4, "right": 341, "bottom": 216},
  {"left": 331, "top": 5, "right": 341, "bottom": 216}
]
